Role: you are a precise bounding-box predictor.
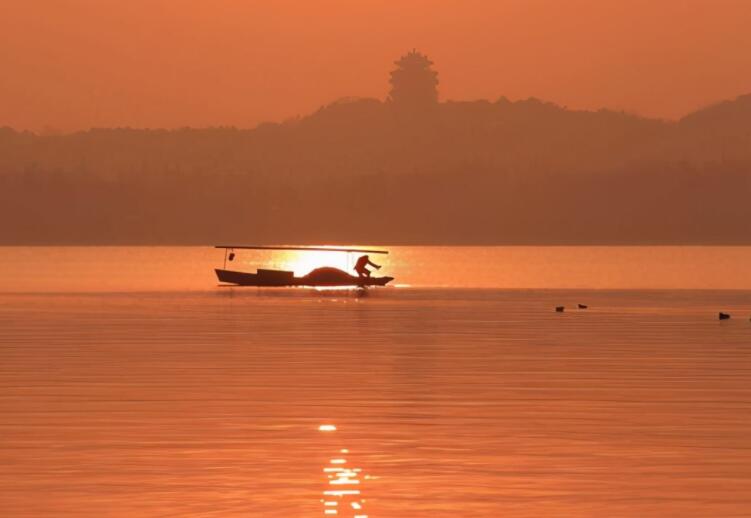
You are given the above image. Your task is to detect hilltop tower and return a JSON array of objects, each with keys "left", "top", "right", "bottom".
[{"left": 388, "top": 49, "right": 439, "bottom": 109}]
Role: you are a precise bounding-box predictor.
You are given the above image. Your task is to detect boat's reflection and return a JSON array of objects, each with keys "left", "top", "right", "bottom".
[{"left": 319, "top": 424, "right": 369, "bottom": 517}]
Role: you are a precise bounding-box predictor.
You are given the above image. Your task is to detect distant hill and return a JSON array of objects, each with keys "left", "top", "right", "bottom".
[
  {"left": 680, "top": 94, "right": 751, "bottom": 130},
  {"left": 0, "top": 94, "right": 750, "bottom": 244}
]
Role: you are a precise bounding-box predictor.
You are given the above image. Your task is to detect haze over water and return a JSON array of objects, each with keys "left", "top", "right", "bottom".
[{"left": 1, "top": 246, "right": 750, "bottom": 516}]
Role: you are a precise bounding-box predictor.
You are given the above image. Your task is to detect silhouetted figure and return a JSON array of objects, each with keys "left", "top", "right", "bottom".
[
  {"left": 555, "top": 306, "right": 565, "bottom": 312},
  {"left": 578, "top": 304, "right": 588, "bottom": 309},
  {"left": 354, "top": 255, "right": 381, "bottom": 278},
  {"left": 719, "top": 312, "right": 731, "bottom": 320}
]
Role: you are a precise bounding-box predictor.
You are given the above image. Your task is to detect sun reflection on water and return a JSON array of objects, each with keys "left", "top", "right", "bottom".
[{"left": 319, "top": 424, "right": 369, "bottom": 518}]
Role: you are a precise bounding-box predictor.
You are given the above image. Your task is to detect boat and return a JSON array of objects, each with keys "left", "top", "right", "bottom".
[{"left": 214, "top": 245, "right": 394, "bottom": 287}]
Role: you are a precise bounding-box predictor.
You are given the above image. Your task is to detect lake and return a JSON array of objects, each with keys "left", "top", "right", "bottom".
[{"left": 1, "top": 247, "right": 750, "bottom": 517}]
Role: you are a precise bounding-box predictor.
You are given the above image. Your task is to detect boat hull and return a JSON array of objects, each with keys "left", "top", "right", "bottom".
[{"left": 215, "top": 268, "right": 393, "bottom": 287}]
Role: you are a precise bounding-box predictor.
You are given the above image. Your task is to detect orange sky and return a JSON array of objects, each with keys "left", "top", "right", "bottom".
[{"left": 2, "top": 0, "right": 750, "bottom": 132}]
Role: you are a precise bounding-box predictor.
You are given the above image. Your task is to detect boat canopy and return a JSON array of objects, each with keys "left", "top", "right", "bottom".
[{"left": 214, "top": 245, "right": 388, "bottom": 254}]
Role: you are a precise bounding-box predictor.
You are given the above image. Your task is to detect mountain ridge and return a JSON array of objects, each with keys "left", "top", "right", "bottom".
[{"left": 1, "top": 93, "right": 749, "bottom": 245}]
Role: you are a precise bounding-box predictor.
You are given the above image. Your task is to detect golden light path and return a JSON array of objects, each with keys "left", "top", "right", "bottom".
[{"left": 318, "top": 424, "right": 369, "bottom": 518}]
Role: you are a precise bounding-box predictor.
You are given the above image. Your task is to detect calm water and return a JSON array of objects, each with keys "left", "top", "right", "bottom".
[{"left": 1, "top": 247, "right": 751, "bottom": 517}]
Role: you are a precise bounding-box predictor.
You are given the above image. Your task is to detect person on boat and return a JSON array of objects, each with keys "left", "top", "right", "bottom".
[{"left": 354, "top": 255, "right": 381, "bottom": 278}]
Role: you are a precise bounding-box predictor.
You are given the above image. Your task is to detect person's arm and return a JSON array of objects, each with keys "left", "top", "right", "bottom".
[{"left": 367, "top": 259, "right": 381, "bottom": 269}]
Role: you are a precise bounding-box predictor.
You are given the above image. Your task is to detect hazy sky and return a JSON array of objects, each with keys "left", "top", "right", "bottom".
[{"left": 2, "top": 0, "right": 750, "bottom": 131}]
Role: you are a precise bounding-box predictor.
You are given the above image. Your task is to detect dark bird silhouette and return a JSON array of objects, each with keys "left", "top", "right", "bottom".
[
  {"left": 555, "top": 306, "right": 565, "bottom": 312},
  {"left": 719, "top": 312, "right": 731, "bottom": 320},
  {"left": 578, "top": 304, "right": 588, "bottom": 309}
]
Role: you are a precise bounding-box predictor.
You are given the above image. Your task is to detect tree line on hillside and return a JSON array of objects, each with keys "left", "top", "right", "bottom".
[{"left": 1, "top": 50, "right": 750, "bottom": 244}]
